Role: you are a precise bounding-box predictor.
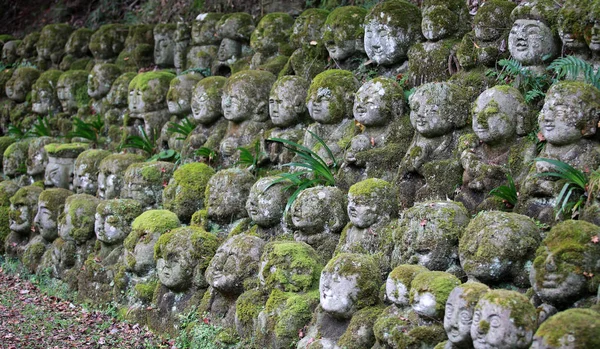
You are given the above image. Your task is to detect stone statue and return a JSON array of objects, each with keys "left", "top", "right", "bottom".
[
  {"left": 103, "top": 72, "right": 137, "bottom": 146},
  {"left": 26, "top": 137, "right": 55, "bottom": 182},
  {"left": 121, "top": 161, "right": 175, "bottom": 210},
  {"left": 73, "top": 149, "right": 112, "bottom": 195},
  {"left": 96, "top": 153, "right": 146, "bottom": 200},
  {"left": 5, "top": 185, "right": 43, "bottom": 257},
  {"left": 2, "top": 40, "right": 20, "bottom": 66},
  {"left": 5, "top": 67, "right": 40, "bottom": 103},
  {"left": 397, "top": 82, "right": 470, "bottom": 208},
  {"left": 244, "top": 176, "right": 291, "bottom": 239},
  {"left": 322, "top": 6, "right": 368, "bottom": 69},
  {"left": 31, "top": 70, "right": 63, "bottom": 115},
  {"left": 34, "top": 188, "right": 73, "bottom": 243},
  {"left": 153, "top": 24, "right": 177, "bottom": 68},
  {"left": 95, "top": 199, "right": 142, "bottom": 248},
  {"left": 115, "top": 24, "right": 155, "bottom": 72},
  {"left": 174, "top": 22, "right": 191, "bottom": 74},
  {"left": 442, "top": 282, "right": 490, "bottom": 349},
  {"left": 3, "top": 140, "right": 31, "bottom": 181},
  {"left": 87, "top": 63, "right": 122, "bottom": 116},
  {"left": 163, "top": 162, "right": 215, "bottom": 223},
  {"left": 43, "top": 143, "right": 89, "bottom": 190},
  {"left": 36, "top": 24, "right": 74, "bottom": 69},
  {"left": 219, "top": 70, "right": 276, "bottom": 167},
  {"left": 249, "top": 12, "right": 294, "bottom": 71},
  {"left": 16, "top": 31, "right": 40, "bottom": 62},
  {"left": 56, "top": 70, "right": 89, "bottom": 115},
  {"left": 58, "top": 194, "right": 101, "bottom": 246},
  {"left": 531, "top": 308, "right": 600, "bottom": 349},
  {"left": 587, "top": 1, "right": 600, "bottom": 66},
  {"left": 162, "top": 73, "right": 204, "bottom": 151},
  {"left": 211, "top": 13, "right": 254, "bottom": 75},
  {"left": 60, "top": 28, "right": 93, "bottom": 70},
  {"left": 89, "top": 24, "right": 129, "bottom": 64},
  {"left": 287, "top": 186, "right": 348, "bottom": 260},
  {"left": 471, "top": 289, "right": 537, "bottom": 349}
]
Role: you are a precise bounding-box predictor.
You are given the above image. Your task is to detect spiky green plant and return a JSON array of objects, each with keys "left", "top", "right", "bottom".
[
  {"left": 489, "top": 173, "right": 518, "bottom": 209},
  {"left": 167, "top": 117, "right": 195, "bottom": 141},
  {"left": 547, "top": 55, "right": 600, "bottom": 88},
  {"left": 235, "top": 141, "right": 266, "bottom": 176},
  {"left": 30, "top": 116, "right": 51, "bottom": 137},
  {"left": 195, "top": 146, "right": 219, "bottom": 167},
  {"left": 119, "top": 126, "right": 156, "bottom": 155},
  {"left": 67, "top": 114, "right": 104, "bottom": 145}
]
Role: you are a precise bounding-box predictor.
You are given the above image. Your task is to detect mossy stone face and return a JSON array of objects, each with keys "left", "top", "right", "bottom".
[
  {"left": 122, "top": 161, "right": 175, "bottom": 209},
  {"left": 221, "top": 69, "right": 276, "bottom": 122},
  {"left": 471, "top": 289, "right": 537, "bottom": 348},
  {"left": 409, "top": 270, "right": 461, "bottom": 320},
  {"left": 89, "top": 24, "right": 129, "bottom": 61},
  {"left": 307, "top": 69, "right": 359, "bottom": 124},
  {"left": 65, "top": 28, "right": 93, "bottom": 57},
  {"left": 95, "top": 198, "right": 142, "bottom": 245},
  {"left": 217, "top": 12, "right": 255, "bottom": 42},
  {"left": 353, "top": 77, "right": 404, "bottom": 126},
  {"left": 58, "top": 193, "right": 100, "bottom": 245},
  {"left": 250, "top": 13, "right": 294, "bottom": 55},
  {"left": 259, "top": 241, "right": 323, "bottom": 293},
  {"left": 205, "top": 168, "right": 255, "bottom": 224},
  {"left": 191, "top": 76, "right": 227, "bottom": 124},
  {"left": 153, "top": 24, "right": 177, "bottom": 67},
  {"left": 97, "top": 153, "right": 145, "bottom": 200},
  {"left": 2, "top": 40, "right": 21, "bottom": 65},
  {"left": 320, "top": 253, "right": 381, "bottom": 319},
  {"left": 31, "top": 70, "right": 63, "bottom": 115},
  {"left": 205, "top": 233, "right": 265, "bottom": 295},
  {"left": 473, "top": 0, "right": 516, "bottom": 41},
  {"left": 106, "top": 72, "right": 137, "bottom": 107},
  {"left": 532, "top": 308, "right": 600, "bottom": 349},
  {"left": 128, "top": 71, "right": 176, "bottom": 113},
  {"left": 290, "top": 8, "right": 330, "bottom": 49},
  {"left": 9, "top": 185, "right": 43, "bottom": 235},
  {"left": 5, "top": 67, "right": 40, "bottom": 103},
  {"left": 73, "top": 149, "right": 112, "bottom": 195},
  {"left": 0, "top": 181, "right": 19, "bottom": 207},
  {"left": 443, "top": 282, "right": 490, "bottom": 347},
  {"left": 56, "top": 70, "right": 89, "bottom": 114},
  {"left": 166, "top": 73, "right": 203, "bottom": 116},
  {"left": 245, "top": 176, "right": 290, "bottom": 228},
  {"left": 269, "top": 75, "right": 309, "bottom": 127},
  {"left": 36, "top": 24, "right": 74, "bottom": 63},
  {"left": 17, "top": 31, "right": 40, "bottom": 59},
  {"left": 163, "top": 162, "right": 215, "bottom": 223},
  {"left": 459, "top": 211, "right": 540, "bottom": 286},
  {"left": 347, "top": 178, "right": 397, "bottom": 229},
  {"left": 337, "top": 305, "right": 384, "bottom": 349},
  {"left": 87, "top": 63, "right": 122, "bottom": 99},
  {"left": 3, "top": 140, "right": 31, "bottom": 177},
  {"left": 530, "top": 220, "right": 600, "bottom": 308},
  {"left": 35, "top": 188, "right": 73, "bottom": 242},
  {"left": 191, "top": 13, "right": 223, "bottom": 45},
  {"left": 287, "top": 186, "right": 348, "bottom": 236},
  {"left": 322, "top": 6, "right": 368, "bottom": 61}
]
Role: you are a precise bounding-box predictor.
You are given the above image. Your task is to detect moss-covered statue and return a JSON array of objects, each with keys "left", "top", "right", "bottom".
[
  {"left": 517, "top": 82, "right": 600, "bottom": 223},
  {"left": 173, "top": 22, "right": 190, "bottom": 74},
  {"left": 115, "top": 24, "right": 155, "bottom": 72},
  {"left": 77, "top": 199, "right": 143, "bottom": 305},
  {"left": 456, "top": 0, "right": 516, "bottom": 69},
  {"left": 322, "top": 6, "right": 368, "bottom": 70},
  {"left": 201, "top": 233, "right": 265, "bottom": 329},
  {"left": 149, "top": 226, "right": 220, "bottom": 335},
  {"left": 31, "top": 70, "right": 62, "bottom": 115},
  {"left": 89, "top": 24, "right": 129, "bottom": 64},
  {"left": 363, "top": 0, "right": 423, "bottom": 75},
  {"left": 287, "top": 186, "right": 348, "bottom": 261},
  {"left": 249, "top": 12, "right": 294, "bottom": 74},
  {"left": 304, "top": 69, "right": 359, "bottom": 163},
  {"left": 103, "top": 72, "right": 136, "bottom": 146},
  {"left": 471, "top": 289, "right": 537, "bottom": 349},
  {"left": 530, "top": 220, "right": 600, "bottom": 310},
  {"left": 456, "top": 86, "right": 536, "bottom": 213},
  {"left": 17, "top": 31, "right": 40, "bottom": 62},
  {"left": 530, "top": 308, "right": 600, "bottom": 349},
  {"left": 43, "top": 143, "right": 89, "bottom": 190},
  {"left": 196, "top": 168, "right": 254, "bottom": 237},
  {"left": 406, "top": 0, "right": 470, "bottom": 86},
  {"left": 56, "top": 70, "right": 89, "bottom": 115},
  {"left": 280, "top": 8, "right": 329, "bottom": 80},
  {"left": 96, "top": 153, "right": 145, "bottom": 199},
  {"left": 242, "top": 241, "right": 322, "bottom": 348},
  {"left": 121, "top": 210, "right": 181, "bottom": 322},
  {"left": 397, "top": 82, "right": 470, "bottom": 208},
  {"left": 243, "top": 176, "right": 291, "bottom": 239},
  {"left": 508, "top": 0, "right": 560, "bottom": 74},
  {"left": 438, "top": 282, "right": 491, "bottom": 349},
  {"left": 36, "top": 24, "right": 74, "bottom": 69},
  {"left": 25, "top": 137, "right": 54, "bottom": 183},
  {"left": 211, "top": 13, "right": 254, "bottom": 76},
  {"left": 121, "top": 161, "right": 175, "bottom": 210},
  {"left": 153, "top": 24, "right": 177, "bottom": 68},
  {"left": 559, "top": 0, "right": 594, "bottom": 64},
  {"left": 2, "top": 40, "right": 20, "bottom": 66},
  {"left": 181, "top": 76, "right": 228, "bottom": 163},
  {"left": 60, "top": 28, "right": 93, "bottom": 70},
  {"left": 264, "top": 75, "right": 309, "bottom": 166},
  {"left": 185, "top": 13, "right": 222, "bottom": 74},
  {"left": 163, "top": 162, "right": 215, "bottom": 223},
  {"left": 161, "top": 73, "right": 203, "bottom": 151},
  {"left": 5, "top": 185, "right": 43, "bottom": 257},
  {"left": 73, "top": 149, "right": 111, "bottom": 195},
  {"left": 459, "top": 211, "right": 541, "bottom": 289},
  {"left": 3, "top": 139, "right": 31, "bottom": 183},
  {"left": 297, "top": 253, "right": 382, "bottom": 349},
  {"left": 219, "top": 70, "right": 276, "bottom": 167},
  {"left": 392, "top": 200, "right": 469, "bottom": 277},
  {"left": 335, "top": 178, "right": 397, "bottom": 276},
  {"left": 87, "top": 63, "right": 122, "bottom": 116},
  {"left": 0, "top": 181, "right": 19, "bottom": 253},
  {"left": 587, "top": 1, "right": 600, "bottom": 67},
  {"left": 338, "top": 77, "right": 413, "bottom": 188},
  {"left": 5, "top": 67, "right": 40, "bottom": 103},
  {"left": 126, "top": 70, "right": 175, "bottom": 141}
]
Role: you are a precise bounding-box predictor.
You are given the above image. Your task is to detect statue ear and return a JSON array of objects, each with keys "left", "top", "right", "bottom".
[
  {"left": 582, "top": 108, "right": 598, "bottom": 137},
  {"left": 254, "top": 100, "right": 267, "bottom": 117}
]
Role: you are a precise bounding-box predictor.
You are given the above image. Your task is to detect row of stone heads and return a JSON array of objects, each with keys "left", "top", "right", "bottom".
[
  {"left": 4, "top": 169, "right": 600, "bottom": 348},
  {"left": 3, "top": 0, "right": 600, "bottom": 73}
]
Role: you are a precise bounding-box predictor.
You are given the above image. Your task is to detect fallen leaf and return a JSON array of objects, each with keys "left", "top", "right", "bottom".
[
  {"left": 420, "top": 219, "right": 427, "bottom": 227},
  {"left": 592, "top": 235, "right": 599, "bottom": 244}
]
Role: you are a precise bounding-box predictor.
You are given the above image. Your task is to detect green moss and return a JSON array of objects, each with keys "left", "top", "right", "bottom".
[
  {"left": 409, "top": 271, "right": 461, "bottom": 317},
  {"left": 135, "top": 280, "right": 158, "bottom": 303},
  {"left": 322, "top": 6, "right": 367, "bottom": 43},
  {"left": 307, "top": 69, "right": 358, "bottom": 123},
  {"left": 23, "top": 242, "right": 46, "bottom": 271},
  {"left": 337, "top": 305, "right": 384, "bottom": 349},
  {"left": 0, "top": 207, "right": 10, "bottom": 254},
  {"left": 130, "top": 209, "right": 180, "bottom": 237},
  {"left": 0, "top": 35, "right": 15, "bottom": 44},
  {"left": 64, "top": 194, "right": 100, "bottom": 244},
  {"left": 0, "top": 181, "right": 19, "bottom": 207},
  {"left": 475, "top": 99, "right": 501, "bottom": 129},
  {"left": 223, "top": 70, "right": 276, "bottom": 106},
  {"left": 389, "top": 264, "right": 428, "bottom": 290},
  {"left": 164, "top": 162, "right": 215, "bottom": 216},
  {"left": 458, "top": 282, "right": 490, "bottom": 307},
  {"left": 154, "top": 226, "right": 220, "bottom": 271},
  {"left": 235, "top": 289, "right": 267, "bottom": 328},
  {"left": 190, "top": 209, "right": 208, "bottom": 229},
  {"left": 124, "top": 161, "right": 175, "bottom": 184},
  {"left": 535, "top": 308, "right": 600, "bottom": 347},
  {"left": 38, "top": 188, "right": 73, "bottom": 214},
  {"left": 128, "top": 71, "right": 176, "bottom": 105},
  {"left": 3, "top": 140, "right": 29, "bottom": 160},
  {"left": 32, "top": 70, "right": 62, "bottom": 93},
  {"left": 37, "top": 24, "right": 74, "bottom": 54},
  {"left": 99, "top": 153, "right": 146, "bottom": 174},
  {"left": 477, "top": 289, "right": 536, "bottom": 331},
  {"left": 57, "top": 70, "right": 90, "bottom": 108},
  {"left": 256, "top": 55, "right": 290, "bottom": 75},
  {"left": 274, "top": 290, "right": 319, "bottom": 342},
  {"left": 9, "top": 185, "right": 42, "bottom": 206},
  {"left": 261, "top": 241, "right": 323, "bottom": 293},
  {"left": 216, "top": 12, "right": 255, "bottom": 41},
  {"left": 323, "top": 253, "right": 380, "bottom": 309},
  {"left": 251, "top": 12, "right": 294, "bottom": 55},
  {"left": 74, "top": 149, "right": 112, "bottom": 175},
  {"left": 365, "top": 0, "right": 421, "bottom": 30},
  {"left": 96, "top": 199, "right": 143, "bottom": 225},
  {"left": 510, "top": 0, "right": 559, "bottom": 32},
  {"left": 194, "top": 76, "right": 227, "bottom": 99},
  {"left": 44, "top": 142, "right": 89, "bottom": 158}
]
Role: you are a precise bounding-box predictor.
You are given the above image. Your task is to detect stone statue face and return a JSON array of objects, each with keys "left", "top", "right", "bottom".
[
  {"left": 530, "top": 245, "right": 588, "bottom": 307},
  {"left": 154, "top": 32, "right": 175, "bottom": 67},
  {"left": 539, "top": 94, "right": 584, "bottom": 146},
  {"left": 206, "top": 170, "right": 252, "bottom": 222},
  {"left": 587, "top": 21, "right": 600, "bottom": 52},
  {"left": 320, "top": 268, "right": 359, "bottom": 318},
  {"left": 217, "top": 38, "right": 242, "bottom": 61},
  {"left": 347, "top": 195, "right": 379, "bottom": 229},
  {"left": 157, "top": 245, "right": 192, "bottom": 290},
  {"left": 353, "top": 82, "right": 387, "bottom": 126},
  {"left": 2, "top": 41, "right": 18, "bottom": 65},
  {"left": 128, "top": 87, "right": 147, "bottom": 114},
  {"left": 290, "top": 190, "right": 325, "bottom": 233},
  {"left": 3, "top": 144, "right": 27, "bottom": 177},
  {"left": 74, "top": 155, "right": 105, "bottom": 195},
  {"left": 269, "top": 78, "right": 306, "bottom": 127},
  {"left": 509, "top": 20, "right": 556, "bottom": 66},
  {"left": 9, "top": 203, "right": 32, "bottom": 234},
  {"left": 44, "top": 157, "right": 74, "bottom": 189},
  {"left": 191, "top": 85, "right": 222, "bottom": 124},
  {"left": 34, "top": 199, "right": 59, "bottom": 241},
  {"left": 410, "top": 90, "right": 453, "bottom": 138},
  {"left": 245, "top": 177, "right": 287, "bottom": 227},
  {"left": 422, "top": 5, "right": 457, "bottom": 41},
  {"left": 27, "top": 138, "right": 53, "bottom": 177},
  {"left": 32, "top": 85, "right": 60, "bottom": 115},
  {"left": 444, "top": 287, "right": 475, "bottom": 347},
  {"left": 221, "top": 84, "right": 253, "bottom": 122},
  {"left": 56, "top": 79, "right": 78, "bottom": 113},
  {"left": 307, "top": 88, "right": 336, "bottom": 124},
  {"left": 97, "top": 172, "right": 120, "bottom": 200},
  {"left": 87, "top": 65, "right": 116, "bottom": 99},
  {"left": 472, "top": 93, "right": 517, "bottom": 145},
  {"left": 385, "top": 276, "right": 409, "bottom": 307},
  {"left": 106, "top": 76, "right": 131, "bottom": 107},
  {"left": 94, "top": 209, "right": 127, "bottom": 244},
  {"left": 5, "top": 73, "right": 33, "bottom": 103},
  {"left": 324, "top": 21, "right": 358, "bottom": 61},
  {"left": 364, "top": 22, "right": 408, "bottom": 66},
  {"left": 471, "top": 298, "right": 531, "bottom": 349},
  {"left": 205, "top": 234, "right": 264, "bottom": 294},
  {"left": 167, "top": 75, "right": 201, "bottom": 116}
]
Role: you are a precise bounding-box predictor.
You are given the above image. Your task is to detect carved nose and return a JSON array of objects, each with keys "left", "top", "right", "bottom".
[{"left": 545, "top": 254, "right": 557, "bottom": 272}]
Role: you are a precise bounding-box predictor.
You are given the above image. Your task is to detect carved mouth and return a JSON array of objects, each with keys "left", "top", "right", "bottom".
[
  {"left": 542, "top": 274, "right": 562, "bottom": 288},
  {"left": 516, "top": 40, "right": 528, "bottom": 51},
  {"left": 544, "top": 125, "right": 555, "bottom": 131}
]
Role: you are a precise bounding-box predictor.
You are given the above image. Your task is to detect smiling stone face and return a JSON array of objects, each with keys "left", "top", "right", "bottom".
[
  {"left": 409, "top": 82, "right": 468, "bottom": 138},
  {"left": 443, "top": 283, "right": 490, "bottom": 348},
  {"left": 269, "top": 76, "right": 308, "bottom": 128},
  {"left": 322, "top": 6, "right": 367, "bottom": 61},
  {"left": 288, "top": 186, "right": 347, "bottom": 236},
  {"left": 34, "top": 188, "right": 72, "bottom": 242},
  {"left": 9, "top": 186, "right": 43, "bottom": 235},
  {"left": 245, "top": 176, "right": 289, "bottom": 228},
  {"left": 508, "top": 19, "right": 557, "bottom": 66},
  {"left": 94, "top": 199, "right": 142, "bottom": 245}
]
